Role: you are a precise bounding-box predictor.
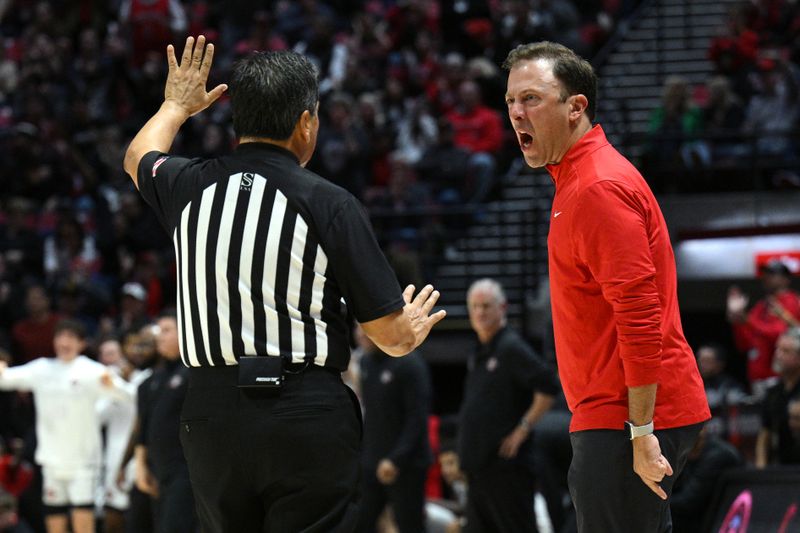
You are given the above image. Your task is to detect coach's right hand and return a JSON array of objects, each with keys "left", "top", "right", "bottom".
[{"left": 135, "top": 460, "right": 160, "bottom": 498}]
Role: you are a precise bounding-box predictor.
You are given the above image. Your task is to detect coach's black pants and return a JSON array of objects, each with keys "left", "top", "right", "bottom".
[
  {"left": 464, "top": 459, "right": 537, "bottom": 533},
  {"left": 180, "top": 365, "right": 362, "bottom": 533},
  {"left": 153, "top": 469, "right": 197, "bottom": 533},
  {"left": 125, "top": 487, "right": 154, "bottom": 533},
  {"left": 356, "top": 464, "right": 427, "bottom": 533},
  {"left": 568, "top": 423, "right": 703, "bottom": 533}
]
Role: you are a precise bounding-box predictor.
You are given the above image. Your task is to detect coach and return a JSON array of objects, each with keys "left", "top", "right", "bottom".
[
  {"left": 503, "top": 42, "right": 710, "bottom": 532},
  {"left": 123, "top": 36, "right": 445, "bottom": 532}
]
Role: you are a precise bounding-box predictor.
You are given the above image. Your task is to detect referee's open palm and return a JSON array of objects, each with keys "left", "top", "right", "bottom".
[
  {"left": 403, "top": 284, "right": 447, "bottom": 346},
  {"left": 164, "top": 35, "right": 227, "bottom": 117}
]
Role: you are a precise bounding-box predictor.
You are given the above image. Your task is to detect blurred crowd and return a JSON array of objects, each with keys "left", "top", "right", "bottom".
[
  {"left": 0, "top": 0, "right": 630, "bottom": 356},
  {"left": 642, "top": 0, "right": 800, "bottom": 191}
]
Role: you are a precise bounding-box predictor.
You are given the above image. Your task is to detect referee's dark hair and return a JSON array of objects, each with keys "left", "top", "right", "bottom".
[{"left": 231, "top": 50, "right": 319, "bottom": 140}]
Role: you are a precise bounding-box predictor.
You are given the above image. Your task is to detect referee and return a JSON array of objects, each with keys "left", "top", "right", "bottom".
[{"left": 122, "top": 36, "right": 446, "bottom": 532}]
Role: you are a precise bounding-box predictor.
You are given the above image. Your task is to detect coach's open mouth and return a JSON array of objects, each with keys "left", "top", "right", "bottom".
[{"left": 518, "top": 131, "right": 533, "bottom": 149}]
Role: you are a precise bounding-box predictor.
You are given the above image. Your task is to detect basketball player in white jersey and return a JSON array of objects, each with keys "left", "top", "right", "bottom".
[{"left": 0, "top": 319, "right": 131, "bottom": 533}]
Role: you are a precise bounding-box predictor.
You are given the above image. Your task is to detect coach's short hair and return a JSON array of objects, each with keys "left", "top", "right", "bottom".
[
  {"left": 503, "top": 41, "right": 598, "bottom": 121},
  {"left": 467, "top": 278, "right": 507, "bottom": 305},
  {"left": 696, "top": 342, "right": 729, "bottom": 364},
  {"left": 231, "top": 51, "right": 319, "bottom": 140}
]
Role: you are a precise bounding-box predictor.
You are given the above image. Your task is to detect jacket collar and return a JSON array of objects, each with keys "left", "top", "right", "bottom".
[{"left": 545, "top": 124, "right": 608, "bottom": 187}]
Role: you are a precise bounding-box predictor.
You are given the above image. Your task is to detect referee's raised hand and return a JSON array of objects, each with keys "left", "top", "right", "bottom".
[
  {"left": 164, "top": 35, "right": 228, "bottom": 118},
  {"left": 123, "top": 34, "right": 227, "bottom": 186}
]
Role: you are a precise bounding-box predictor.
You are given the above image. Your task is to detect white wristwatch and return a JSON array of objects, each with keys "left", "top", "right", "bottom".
[{"left": 624, "top": 420, "right": 654, "bottom": 440}]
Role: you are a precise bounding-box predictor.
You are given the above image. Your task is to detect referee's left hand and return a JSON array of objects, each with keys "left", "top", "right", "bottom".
[
  {"left": 403, "top": 284, "right": 447, "bottom": 346},
  {"left": 361, "top": 284, "right": 446, "bottom": 355}
]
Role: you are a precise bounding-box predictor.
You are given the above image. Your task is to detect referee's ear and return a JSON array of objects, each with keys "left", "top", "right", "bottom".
[
  {"left": 296, "top": 108, "right": 320, "bottom": 167},
  {"left": 299, "top": 110, "right": 315, "bottom": 141}
]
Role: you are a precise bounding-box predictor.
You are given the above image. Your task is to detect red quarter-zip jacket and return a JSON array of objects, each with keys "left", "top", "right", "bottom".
[{"left": 546, "top": 125, "right": 710, "bottom": 432}]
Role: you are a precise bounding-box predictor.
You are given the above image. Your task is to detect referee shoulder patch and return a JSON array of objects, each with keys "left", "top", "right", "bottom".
[{"left": 152, "top": 155, "right": 169, "bottom": 177}]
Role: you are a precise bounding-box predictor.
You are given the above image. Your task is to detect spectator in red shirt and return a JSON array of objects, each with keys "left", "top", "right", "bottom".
[
  {"left": 0, "top": 438, "right": 33, "bottom": 499},
  {"left": 503, "top": 41, "right": 709, "bottom": 532},
  {"left": 446, "top": 80, "right": 504, "bottom": 204},
  {"left": 10, "top": 284, "right": 60, "bottom": 365},
  {"left": 727, "top": 258, "right": 800, "bottom": 397},
  {"left": 119, "top": 0, "right": 187, "bottom": 67},
  {"left": 447, "top": 81, "right": 504, "bottom": 155}
]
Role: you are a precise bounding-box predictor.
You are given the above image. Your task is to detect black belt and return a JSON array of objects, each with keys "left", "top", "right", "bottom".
[{"left": 187, "top": 359, "right": 340, "bottom": 387}]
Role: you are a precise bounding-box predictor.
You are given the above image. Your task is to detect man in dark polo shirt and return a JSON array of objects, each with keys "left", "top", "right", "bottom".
[
  {"left": 122, "top": 36, "right": 445, "bottom": 532},
  {"left": 458, "top": 279, "right": 558, "bottom": 533},
  {"left": 355, "top": 325, "right": 432, "bottom": 533},
  {"left": 756, "top": 327, "right": 800, "bottom": 467},
  {"left": 134, "top": 311, "right": 196, "bottom": 533}
]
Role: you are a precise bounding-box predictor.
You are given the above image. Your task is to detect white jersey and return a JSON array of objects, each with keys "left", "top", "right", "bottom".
[
  {"left": 98, "top": 368, "right": 152, "bottom": 488},
  {"left": 0, "top": 356, "right": 130, "bottom": 472}
]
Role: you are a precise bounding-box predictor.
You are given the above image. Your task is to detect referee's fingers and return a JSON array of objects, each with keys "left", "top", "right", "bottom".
[
  {"left": 200, "top": 43, "right": 215, "bottom": 78},
  {"left": 427, "top": 309, "right": 447, "bottom": 326},
  {"left": 181, "top": 36, "right": 194, "bottom": 69},
  {"left": 402, "top": 284, "right": 416, "bottom": 304},
  {"left": 207, "top": 84, "right": 228, "bottom": 104},
  {"left": 420, "top": 289, "right": 440, "bottom": 315},
  {"left": 166, "top": 44, "right": 178, "bottom": 71},
  {"left": 413, "top": 285, "right": 434, "bottom": 307},
  {"left": 192, "top": 35, "right": 206, "bottom": 67}
]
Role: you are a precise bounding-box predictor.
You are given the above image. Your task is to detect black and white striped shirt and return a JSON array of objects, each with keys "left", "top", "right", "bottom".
[{"left": 137, "top": 143, "right": 404, "bottom": 370}]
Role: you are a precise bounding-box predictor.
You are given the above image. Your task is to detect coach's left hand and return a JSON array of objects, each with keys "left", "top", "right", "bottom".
[
  {"left": 632, "top": 433, "right": 673, "bottom": 500},
  {"left": 498, "top": 426, "right": 527, "bottom": 459},
  {"left": 376, "top": 459, "right": 398, "bottom": 485}
]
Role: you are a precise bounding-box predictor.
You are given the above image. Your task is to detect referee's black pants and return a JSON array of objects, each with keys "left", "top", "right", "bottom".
[
  {"left": 568, "top": 423, "right": 703, "bottom": 533},
  {"left": 463, "top": 458, "right": 537, "bottom": 533},
  {"left": 180, "top": 365, "right": 362, "bottom": 533}
]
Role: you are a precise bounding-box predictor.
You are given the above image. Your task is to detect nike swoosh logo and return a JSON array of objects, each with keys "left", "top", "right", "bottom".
[{"left": 554, "top": 211, "right": 563, "bottom": 218}]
